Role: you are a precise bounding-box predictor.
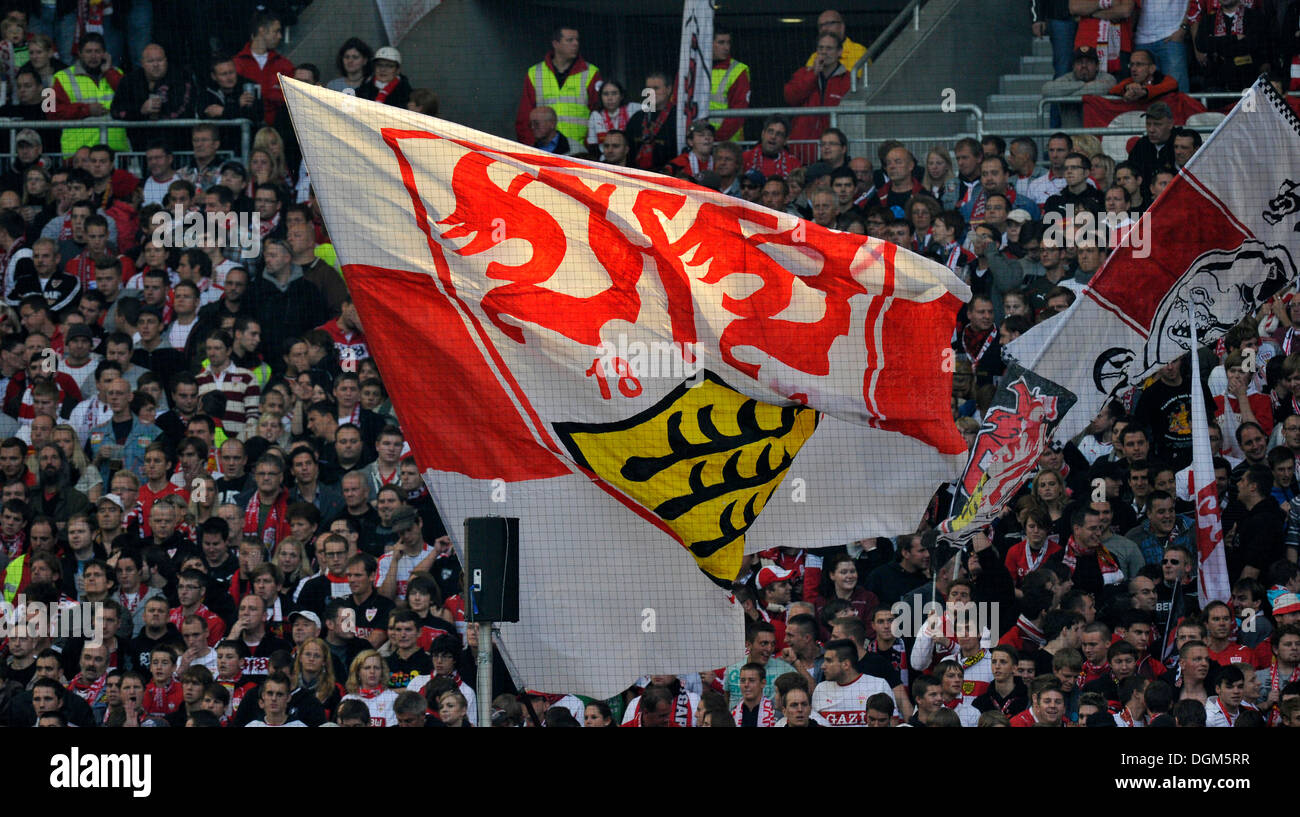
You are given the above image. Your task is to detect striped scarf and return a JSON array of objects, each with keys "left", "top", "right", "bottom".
[{"left": 731, "top": 697, "right": 775, "bottom": 727}]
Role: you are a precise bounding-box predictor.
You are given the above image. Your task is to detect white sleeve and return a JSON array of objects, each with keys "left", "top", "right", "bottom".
[
  {"left": 911, "top": 629, "right": 936, "bottom": 672},
  {"left": 811, "top": 682, "right": 832, "bottom": 714},
  {"left": 374, "top": 553, "right": 391, "bottom": 587}
]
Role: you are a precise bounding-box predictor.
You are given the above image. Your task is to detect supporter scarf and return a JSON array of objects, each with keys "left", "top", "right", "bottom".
[
  {"left": 76, "top": 0, "right": 110, "bottom": 45},
  {"left": 259, "top": 212, "right": 280, "bottom": 239},
  {"left": 244, "top": 487, "right": 290, "bottom": 549},
  {"left": 1267, "top": 660, "right": 1300, "bottom": 725},
  {"left": 1116, "top": 706, "right": 1144, "bottom": 727},
  {"left": 146, "top": 679, "right": 175, "bottom": 714},
  {"left": 1060, "top": 537, "right": 1121, "bottom": 581},
  {"left": 1215, "top": 697, "right": 1239, "bottom": 726},
  {"left": 730, "top": 697, "right": 775, "bottom": 727},
  {"left": 1284, "top": 327, "right": 1296, "bottom": 356},
  {"left": 601, "top": 107, "right": 630, "bottom": 132},
  {"left": 1211, "top": 8, "right": 1246, "bottom": 38},
  {"left": 749, "top": 148, "right": 796, "bottom": 178},
  {"left": 119, "top": 584, "right": 147, "bottom": 618},
  {"left": 357, "top": 686, "right": 386, "bottom": 699},
  {"left": 686, "top": 152, "right": 713, "bottom": 177},
  {"left": 961, "top": 649, "right": 986, "bottom": 670},
  {"left": 376, "top": 466, "right": 399, "bottom": 487},
  {"left": 962, "top": 326, "right": 996, "bottom": 367},
  {"left": 634, "top": 99, "right": 674, "bottom": 170},
  {"left": 69, "top": 672, "right": 107, "bottom": 702},
  {"left": 372, "top": 78, "right": 397, "bottom": 104},
  {"left": 1, "top": 530, "right": 23, "bottom": 559},
  {"left": 1020, "top": 538, "right": 1052, "bottom": 574},
  {"left": 1014, "top": 615, "right": 1046, "bottom": 647},
  {"left": 406, "top": 483, "right": 429, "bottom": 502},
  {"left": 1082, "top": 660, "right": 1110, "bottom": 683},
  {"left": 675, "top": 688, "right": 694, "bottom": 726}
]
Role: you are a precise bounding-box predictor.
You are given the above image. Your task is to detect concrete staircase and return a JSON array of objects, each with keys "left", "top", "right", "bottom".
[{"left": 982, "top": 37, "right": 1055, "bottom": 137}]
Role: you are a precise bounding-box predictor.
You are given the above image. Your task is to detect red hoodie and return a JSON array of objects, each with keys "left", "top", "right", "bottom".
[{"left": 233, "top": 43, "right": 295, "bottom": 125}]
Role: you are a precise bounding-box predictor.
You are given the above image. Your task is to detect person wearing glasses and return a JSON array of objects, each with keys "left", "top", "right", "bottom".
[
  {"left": 1043, "top": 152, "right": 1105, "bottom": 218},
  {"left": 1108, "top": 48, "right": 1178, "bottom": 102}
]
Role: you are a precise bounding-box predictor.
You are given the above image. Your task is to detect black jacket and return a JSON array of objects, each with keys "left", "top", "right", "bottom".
[
  {"left": 111, "top": 67, "right": 197, "bottom": 123},
  {"left": 356, "top": 74, "right": 413, "bottom": 110},
  {"left": 249, "top": 273, "right": 329, "bottom": 371}
]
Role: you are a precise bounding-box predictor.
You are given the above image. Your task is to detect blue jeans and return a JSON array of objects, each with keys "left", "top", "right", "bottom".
[
  {"left": 125, "top": 0, "right": 153, "bottom": 69},
  {"left": 1137, "top": 37, "right": 1190, "bottom": 99},
  {"left": 1049, "top": 18, "right": 1079, "bottom": 79}
]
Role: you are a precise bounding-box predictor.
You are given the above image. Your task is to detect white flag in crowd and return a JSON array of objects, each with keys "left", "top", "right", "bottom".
[
  {"left": 945, "top": 78, "right": 1300, "bottom": 549},
  {"left": 283, "top": 77, "right": 969, "bottom": 696}
]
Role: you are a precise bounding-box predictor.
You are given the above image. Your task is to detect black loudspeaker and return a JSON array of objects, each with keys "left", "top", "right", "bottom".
[{"left": 463, "top": 517, "right": 520, "bottom": 622}]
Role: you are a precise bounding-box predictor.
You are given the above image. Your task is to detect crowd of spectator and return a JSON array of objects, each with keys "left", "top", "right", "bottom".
[{"left": 2, "top": 1, "right": 1299, "bottom": 729}]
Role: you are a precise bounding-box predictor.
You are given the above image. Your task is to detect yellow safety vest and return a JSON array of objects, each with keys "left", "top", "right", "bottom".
[
  {"left": 710, "top": 60, "right": 749, "bottom": 142},
  {"left": 3, "top": 554, "right": 25, "bottom": 603},
  {"left": 53, "top": 66, "right": 130, "bottom": 154},
  {"left": 530, "top": 60, "right": 597, "bottom": 145}
]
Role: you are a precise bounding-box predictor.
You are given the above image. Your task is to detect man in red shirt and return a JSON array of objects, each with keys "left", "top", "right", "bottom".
[
  {"left": 1010, "top": 675, "right": 1066, "bottom": 726},
  {"left": 169, "top": 569, "right": 226, "bottom": 647},
  {"left": 143, "top": 645, "right": 183, "bottom": 718},
  {"left": 783, "top": 33, "right": 849, "bottom": 166},
  {"left": 233, "top": 11, "right": 294, "bottom": 126},
  {"left": 1204, "top": 600, "right": 1257, "bottom": 668},
  {"left": 742, "top": 115, "right": 801, "bottom": 178}
]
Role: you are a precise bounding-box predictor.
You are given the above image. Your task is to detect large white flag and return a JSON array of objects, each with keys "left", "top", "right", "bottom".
[{"left": 283, "top": 78, "right": 968, "bottom": 697}]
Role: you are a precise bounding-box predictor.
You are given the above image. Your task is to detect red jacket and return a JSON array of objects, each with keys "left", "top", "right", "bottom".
[
  {"left": 48, "top": 65, "right": 123, "bottom": 120},
  {"left": 1108, "top": 73, "right": 1178, "bottom": 100},
  {"left": 233, "top": 44, "right": 295, "bottom": 125},
  {"left": 514, "top": 52, "right": 602, "bottom": 144},
  {"left": 783, "top": 65, "right": 850, "bottom": 166}
]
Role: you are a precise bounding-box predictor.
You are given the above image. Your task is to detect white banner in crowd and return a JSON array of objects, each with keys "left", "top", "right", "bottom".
[
  {"left": 675, "top": 0, "right": 713, "bottom": 153},
  {"left": 284, "top": 77, "right": 969, "bottom": 696}
]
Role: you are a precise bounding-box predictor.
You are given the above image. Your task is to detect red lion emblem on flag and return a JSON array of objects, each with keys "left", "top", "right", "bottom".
[{"left": 960, "top": 377, "right": 1062, "bottom": 506}]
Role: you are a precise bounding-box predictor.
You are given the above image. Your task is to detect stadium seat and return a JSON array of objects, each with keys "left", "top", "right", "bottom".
[{"left": 1102, "top": 111, "right": 1146, "bottom": 163}]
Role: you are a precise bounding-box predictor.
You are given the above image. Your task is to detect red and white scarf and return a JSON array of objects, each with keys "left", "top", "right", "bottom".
[
  {"left": 1060, "top": 537, "right": 1122, "bottom": 582},
  {"left": 76, "top": 0, "right": 111, "bottom": 48},
  {"left": 1014, "top": 615, "right": 1046, "bottom": 648},
  {"left": 372, "top": 78, "right": 397, "bottom": 103},
  {"left": 244, "top": 488, "right": 290, "bottom": 549},
  {"left": 1, "top": 530, "right": 23, "bottom": 559},
  {"left": 600, "top": 107, "right": 630, "bottom": 132},
  {"left": 731, "top": 697, "right": 776, "bottom": 727},
  {"left": 258, "top": 212, "right": 280, "bottom": 239},
  {"left": 1267, "top": 660, "right": 1300, "bottom": 725},
  {"left": 69, "top": 671, "right": 107, "bottom": 703},
  {"left": 356, "top": 686, "right": 386, "bottom": 699},
  {"left": 1211, "top": 7, "right": 1247, "bottom": 37}
]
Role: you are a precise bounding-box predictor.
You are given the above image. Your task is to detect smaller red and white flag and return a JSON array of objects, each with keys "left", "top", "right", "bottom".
[{"left": 1187, "top": 306, "right": 1229, "bottom": 607}]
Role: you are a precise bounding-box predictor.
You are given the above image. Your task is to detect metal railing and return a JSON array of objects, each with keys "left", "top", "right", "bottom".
[
  {"left": 1, "top": 118, "right": 253, "bottom": 163},
  {"left": 852, "top": 0, "right": 931, "bottom": 92},
  {"left": 1037, "top": 91, "right": 1299, "bottom": 127},
  {"left": 705, "top": 102, "right": 984, "bottom": 137}
]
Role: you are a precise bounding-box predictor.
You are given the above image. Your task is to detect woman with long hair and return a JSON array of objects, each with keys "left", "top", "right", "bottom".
[
  {"left": 1030, "top": 469, "right": 1069, "bottom": 529},
  {"left": 341, "top": 650, "right": 398, "bottom": 726},
  {"left": 809, "top": 551, "right": 881, "bottom": 628},
  {"left": 53, "top": 423, "right": 101, "bottom": 501},
  {"left": 326, "top": 38, "right": 373, "bottom": 93},
  {"left": 253, "top": 127, "right": 293, "bottom": 188},
  {"left": 187, "top": 474, "right": 217, "bottom": 526},
  {"left": 25, "top": 34, "right": 63, "bottom": 91},
  {"left": 585, "top": 79, "right": 640, "bottom": 156},
  {"left": 292, "top": 637, "right": 343, "bottom": 719},
  {"left": 923, "top": 145, "right": 958, "bottom": 204}
]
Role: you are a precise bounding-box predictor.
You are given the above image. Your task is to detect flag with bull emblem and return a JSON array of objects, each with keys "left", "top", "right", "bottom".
[
  {"left": 283, "top": 78, "right": 969, "bottom": 697},
  {"left": 944, "top": 78, "right": 1300, "bottom": 554}
]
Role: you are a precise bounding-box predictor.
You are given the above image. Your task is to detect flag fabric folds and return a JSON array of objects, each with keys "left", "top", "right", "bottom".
[
  {"left": 676, "top": 0, "right": 713, "bottom": 153},
  {"left": 944, "top": 78, "right": 1300, "bottom": 543},
  {"left": 282, "top": 78, "right": 969, "bottom": 697},
  {"left": 1187, "top": 313, "right": 1230, "bottom": 607}
]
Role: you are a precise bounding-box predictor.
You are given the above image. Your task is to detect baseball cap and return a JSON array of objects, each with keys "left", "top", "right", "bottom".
[
  {"left": 756, "top": 565, "right": 794, "bottom": 590},
  {"left": 688, "top": 119, "right": 715, "bottom": 135},
  {"left": 66, "top": 324, "right": 94, "bottom": 342},
  {"left": 389, "top": 505, "right": 419, "bottom": 532},
  {"left": 373, "top": 46, "right": 402, "bottom": 66},
  {"left": 1274, "top": 592, "right": 1300, "bottom": 617},
  {"left": 288, "top": 610, "right": 322, "bottom": 629},
  {"left": 1071, "top": 46, "right": 1099, "bottom": 63},
  {"left": 15, "top": 128, "right": 40, "bottom": 147},
  {"left": 741, "top": 169, "right": 765, "bottom": 188},
  {"left": 97, "top": 493, "right": 124, "bottom": 511},
  {"left": 218, "top": 160, "right": 247, "bottom": 178},
  {"left": 1144, "top": 101, "right": 1173, "bottom": 120},
  {"left": 1007, "top": 209, "right": 1032, "bottom": 224}
]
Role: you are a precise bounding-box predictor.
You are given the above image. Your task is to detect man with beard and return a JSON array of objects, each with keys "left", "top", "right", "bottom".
[{"left": 34, "top": 444, "right": 89, "bottom": 533}]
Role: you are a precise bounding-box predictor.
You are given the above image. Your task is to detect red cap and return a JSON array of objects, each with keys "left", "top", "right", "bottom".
[{"left": 756, "top": 565, "right": 794, "bottom": 590}]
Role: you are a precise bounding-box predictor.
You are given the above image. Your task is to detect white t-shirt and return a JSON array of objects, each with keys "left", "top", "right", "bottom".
[
  {"left": 246, "top": 719, "right": 307, "bottom": 727},
  {"left": 58, "top": 355, "right": 100, "bottom": 397},
  {"left": 811, "top": 674, "right": 896, "bottom": 726},
  {"left": 342, "top": 690, "right": 399, "bottom": 727},
  {"left": 1134, "top": 0, "right": 1187, "bottom": 44},
  {"left": 375, "top": 544, "right": 434, "bottom": 600},
  {"left": 142, "top": 173, "right": 180, "bottom": 207},
  {"left": 405, "top": 675, "right": 478, "bottom": 725},
  {"left": 167, "top": 316, "right": 200, "bottom": 351}
]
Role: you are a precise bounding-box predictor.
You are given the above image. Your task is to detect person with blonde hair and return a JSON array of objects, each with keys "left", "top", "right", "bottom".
[
  {"left": 1089, "top": 153, "right": 1115, "bottom": 192},
  {"left": 53, "top": 422, "right": 101, "bottom": 501},
  {"left": 923, "top": 145, "right": 958, "bottom": 205},
  {"left": 291, "top": 637, "right": 343, "bottom": 719},
  {"left": 252, "top": 126, "right": 292, "bottom": 187},
  {"left": 341, "top": 649, "right": 397, "bottom": 726}
]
